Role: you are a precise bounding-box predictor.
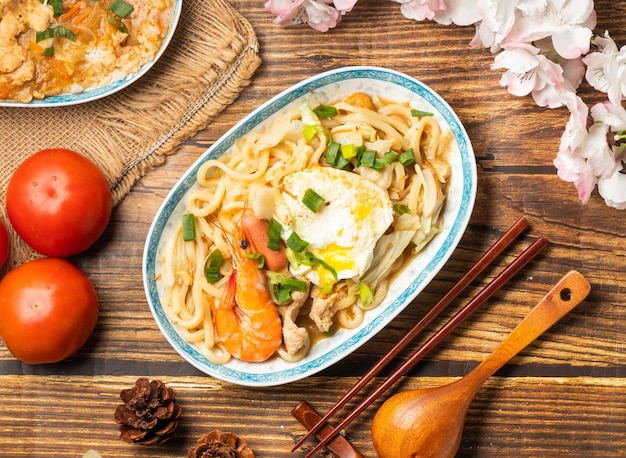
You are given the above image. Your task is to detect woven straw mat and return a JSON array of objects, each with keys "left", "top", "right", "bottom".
[{"left": 0, "top": 0, "right": 261, "bottom": 271}]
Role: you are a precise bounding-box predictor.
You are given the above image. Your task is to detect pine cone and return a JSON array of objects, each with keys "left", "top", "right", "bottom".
[
  {"left": 188, "top": 430, "right": 255, "bottom": 458},
  {"left": 114, "top": 378, "right": 182, "bottom": 445}
]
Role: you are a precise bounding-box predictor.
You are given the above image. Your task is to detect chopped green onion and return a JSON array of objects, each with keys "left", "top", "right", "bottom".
[
  {"left": 302, "top": 252, "right": 338, "bottom": 281},
  {"left": 411, "top": 109, "right": 434, "bottom": 117},
  {"left": 286, "top": 232, "right": 310, "bottom": 252},
  {"left": 303, "top": 124, "right": 318, "bottom": 141},
  {"left": 334, "top": 152, "right": 351, "bottom": 170},
  {"left": 42, "top": 47, "right": 54, "bottom": 57},
  {"left": 313, "top": 104, "right": 338, "bottom": 118},
  {"left": 300, "top": 252, "right": 318, "bottom": 266},
  {"left": 266, "top": 218, "right": 282, "bottom": 251},
  {"left": 359, "top": 283, "right": 374, "bottom": 308},
  {"left": 325, "top": 128, "right": 334, "bottom": 143},
  {"left": 285, "top": 247, "right": 302, "bottom": 271},
  {"left": 324, "top": 141, "right": 351, "bottom": 169},
  {"left": 322, "top": 324, "right": 336, "bottom": 337},
  {"left": 204, "top": 251, "right": 223, "bottom": 283},
  {"left": 36, "top": 26, "right": 75, "bottom": 42},
  {"left": 359, "top": 150, "right": 376, "bottom": 168},
  {"left": 382, "top": 151, "right": 399, "bottom": 163},
  {"left": 399, "top": 148, "right": 416, "bottom": 166},
  {"left": 270, "top": 273, "right": 308, "bottom": 304},
  {"left": 355, "top": 145, "right": 366, "bottom": 161},
  {"left": 300, "top": 102, "right": 321, "bottom": 128},
  {"left": 48, "top": 0, "right": 63, "bottom": 16},
  {"left": 107, "top": 17, "right": 128, "bottom": 33},
  {"left": 372, "top": 151, "right": 398, "bottom": 171},
  {"left": 181, "top": 214, "right": 196, "bottom": 242},
  {"left": 372, "top": 158, "right": 385, "bottom": 171},
  {"left": 109, "top": 0, "right": 134, "bottom": 17},
  {"left": 301, "top": 188, "right": 326, "bottom": 213},
  {"left": 393, "top": 203, "right": 411, "bottom": 215},
  {"left": 280, "top": 276, "right": 308, "bottom": 292},
  {"left": 273, "top": 284, "right": 293, "bottom": 304},
  {"left": 341, "top": 144, "right": 357, "bottom": 159},
  {"left": 324, "top": 141, "right": 341, "bottom": 165},
  {"left": 245, "top": 252, "right": 265, "bottom": 268}
]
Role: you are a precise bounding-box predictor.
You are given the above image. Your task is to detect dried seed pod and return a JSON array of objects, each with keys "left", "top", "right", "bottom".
[
  {"left": 188, "top": 430, "right": 255, "bottom": 458},
  {"left": 114, "top": 378, "right": 182, "bottom": 445}
]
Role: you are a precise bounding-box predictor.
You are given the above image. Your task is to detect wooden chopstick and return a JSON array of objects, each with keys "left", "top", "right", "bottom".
[
  {"left": 292, "top": 401, "right": 364, "bottom": 458},
  {"left": 292, "top": 216, "right": 529, "bottom": 452},
  {"left": 301, "top": 233, "right": 548, "bottom": 457}
]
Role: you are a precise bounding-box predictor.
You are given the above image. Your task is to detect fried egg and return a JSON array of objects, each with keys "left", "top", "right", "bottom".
[{"left": 274, "top": 166, "right": 394, "bottom": 290}]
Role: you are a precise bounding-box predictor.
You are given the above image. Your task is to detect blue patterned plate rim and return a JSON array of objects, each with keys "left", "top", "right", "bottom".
[
  {"left": 143, "top": 66, "right": 477, "bottom": 386},
  {"left": 0, "top": 0, "right": 182, "bottom": 108}
]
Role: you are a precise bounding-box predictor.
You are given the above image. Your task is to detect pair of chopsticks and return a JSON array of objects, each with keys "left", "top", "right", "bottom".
[{"left": 292, "top": 216, "right": 548, "bottom": 457}]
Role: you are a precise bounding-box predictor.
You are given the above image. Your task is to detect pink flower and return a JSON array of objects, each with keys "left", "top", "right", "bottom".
[
  {"left": 264, "top": 0, "right": 349, "bottom": 32},
  {"left": 262, "top": 1, "right": 626, "bottom": 209},
  {"left": 491, "top": 42, "right": 572, "bottom": 108},
  {"left": 391, "top": 0, "right": 481, "bottom": 26},
  {"left": 555, "top": 96, "right": 626, "bottom": 206},
  {"left": 391, "top": 0, "right": 447, "bottom": 22},
  {"left": 554, "top": 94, "right": 598, "bottom": 204}
]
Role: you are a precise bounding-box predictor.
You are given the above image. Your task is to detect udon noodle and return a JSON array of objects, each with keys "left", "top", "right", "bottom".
[{"left": 157, "top": 91, "right": 453, "bottom": 365}]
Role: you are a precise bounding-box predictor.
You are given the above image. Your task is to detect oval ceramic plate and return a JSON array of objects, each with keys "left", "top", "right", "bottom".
[
  {"left": 0, "top": 0, "right": 182, "bottom": 108},
  {"left": 143, "top": 66, "right": 477, "bottom": 386}
]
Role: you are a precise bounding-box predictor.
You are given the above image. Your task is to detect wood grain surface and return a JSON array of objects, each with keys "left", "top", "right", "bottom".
[{"left": 1, "top": 1, "right": 625, "bottom": 457}]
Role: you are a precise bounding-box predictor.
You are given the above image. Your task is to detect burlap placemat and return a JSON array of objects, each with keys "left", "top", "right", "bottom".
[{"left": 0, "top": 0, "right": 261, "bottom": 272}]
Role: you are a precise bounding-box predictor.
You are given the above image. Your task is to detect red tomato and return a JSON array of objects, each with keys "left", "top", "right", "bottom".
[
  {"left": 0, "top": 219, "right": 7, "bottom": 269},
  {"left": 6, "top": 148, "right": 112, "bottom": 257},
  {"left": 0, "top": 258, "right": 99, "bottom": 364}
]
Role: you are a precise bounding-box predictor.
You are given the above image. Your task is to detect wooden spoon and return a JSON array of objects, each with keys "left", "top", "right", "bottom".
[{"left": 371, "top": 270, "right": 590, "bottom": 458}]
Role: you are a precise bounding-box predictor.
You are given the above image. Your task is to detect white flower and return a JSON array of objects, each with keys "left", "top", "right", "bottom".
[
  {"left": 470, "top": 0, "right": 521, "bottom": 52},
  {"left": 580, "top": 123, "right": 616, "bottom": 179},
  {"left": 591, "top": 100, "right": 626, "bottom": 208},
  {"left": 590, "top": 99, "right": 626, "bottom": 131},
  {"left": 598, "top": 166, "right": 626, "bottom": 210},
  {"left": 508, "top": 0, "right": 596, "bottom": 59},
  {"left": 583, "top": 32, "right": 626, "bottom": 106}
]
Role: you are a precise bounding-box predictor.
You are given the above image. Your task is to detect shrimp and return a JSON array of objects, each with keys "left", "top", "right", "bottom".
[{"left": 213, "top": 219, "right": 283, "bottom": 363}]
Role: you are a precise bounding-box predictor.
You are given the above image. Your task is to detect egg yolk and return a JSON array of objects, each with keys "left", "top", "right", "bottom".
[{"left": 313, "top": 243, "right": 356, "bottom": 291}]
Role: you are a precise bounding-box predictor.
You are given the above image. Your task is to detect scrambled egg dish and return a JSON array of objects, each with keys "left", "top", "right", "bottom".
[{"left": 0, "top": 0, "right": 174, "bottom": 102}]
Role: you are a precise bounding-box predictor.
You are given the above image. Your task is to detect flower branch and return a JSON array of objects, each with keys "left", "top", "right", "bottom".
[{"left": 264, "top": 0, "right": 626, "bottom": 209}]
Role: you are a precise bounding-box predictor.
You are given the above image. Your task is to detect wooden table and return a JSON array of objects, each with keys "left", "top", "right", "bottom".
[{"left": 2, "top": 1, "right": 625, "bottom": 456}]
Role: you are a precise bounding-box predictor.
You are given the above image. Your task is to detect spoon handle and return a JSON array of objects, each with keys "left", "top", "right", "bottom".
[{"left": 467, "top": 270, "right": 590, "bottom": 386}]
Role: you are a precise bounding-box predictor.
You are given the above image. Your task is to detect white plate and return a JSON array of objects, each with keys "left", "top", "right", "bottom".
[
  {"left": 143, "top": 66, "right": 477, "bottom": 386},
  {"left": 0, "top": 0, "right": 182, "bottom": 108}
]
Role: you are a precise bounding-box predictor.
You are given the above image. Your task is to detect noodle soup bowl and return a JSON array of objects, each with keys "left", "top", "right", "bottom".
[{"left": 143, "top": 66, "right": 477, "bottom": 386}]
